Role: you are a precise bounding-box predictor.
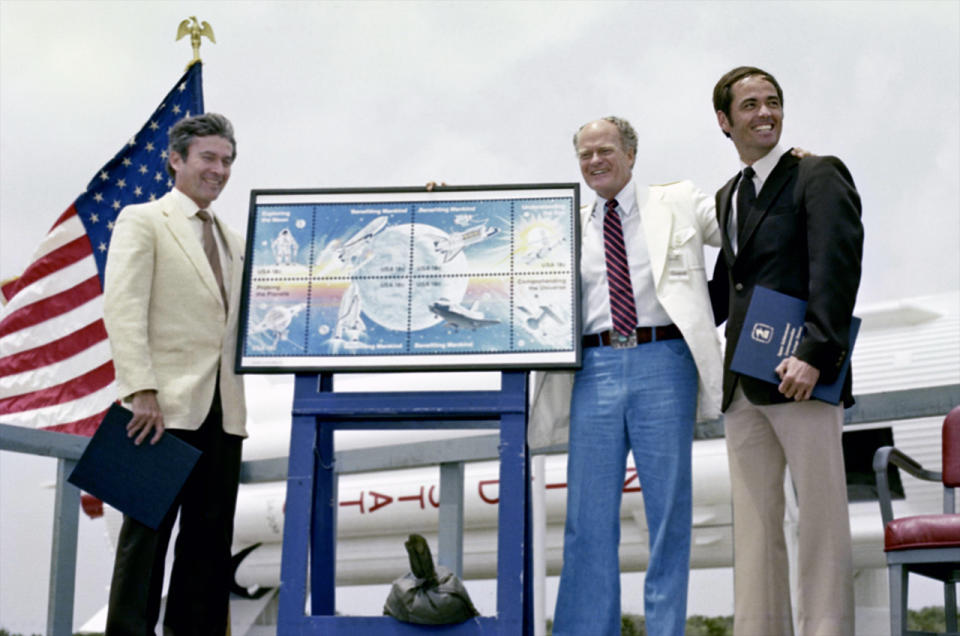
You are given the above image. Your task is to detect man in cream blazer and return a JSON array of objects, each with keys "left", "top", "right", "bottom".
[
  {"left": 540, "top": 117, "right": 722, "bottom": 636},
  {"left": 103, "top": 113, "right": 246, "bottom": 636}
]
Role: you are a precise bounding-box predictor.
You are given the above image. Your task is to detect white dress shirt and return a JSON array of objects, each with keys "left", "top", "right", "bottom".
[{"left": 580, "top": 178, "right": 672, "bottom": 335}]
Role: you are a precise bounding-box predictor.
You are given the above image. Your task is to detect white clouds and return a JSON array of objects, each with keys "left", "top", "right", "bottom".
[{"left": 2, "top": 0, "right": 956, "bottom": 312}]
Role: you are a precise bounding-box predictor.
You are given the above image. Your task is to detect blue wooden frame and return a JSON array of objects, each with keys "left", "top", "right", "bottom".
[{"left": 277, "top": 371, "right": 533, "bottom": 635}]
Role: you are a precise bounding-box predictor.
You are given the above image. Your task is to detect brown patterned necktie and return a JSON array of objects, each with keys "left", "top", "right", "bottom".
[
  {"left": 196, "top": 209, "right": 228, "bottom": 308},
  {"left": 603, "top": 199, "right": 637, "bottom": 336}
]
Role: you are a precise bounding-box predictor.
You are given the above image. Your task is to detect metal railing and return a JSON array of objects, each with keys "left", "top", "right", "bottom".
[{"left": 2, "top": 383, "right": 958, "bottom": 635}]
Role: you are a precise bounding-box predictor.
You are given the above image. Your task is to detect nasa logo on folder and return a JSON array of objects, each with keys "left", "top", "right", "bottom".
[
  {"left": 731, "top": 286, "right": 860, "bottom": 405},
  {"left": 750, "top": 323, "right": 774, "bottom": 344}
]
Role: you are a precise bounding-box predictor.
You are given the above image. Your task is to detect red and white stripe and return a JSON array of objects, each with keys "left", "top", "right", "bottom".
[
  {"left": 603, "top": 199, "right": 637, "bottom": 337},
  {"left": 0, "top": 206, "right": 116, "bottom": 435}
]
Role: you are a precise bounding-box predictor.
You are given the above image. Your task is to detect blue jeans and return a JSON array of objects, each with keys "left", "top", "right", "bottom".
[{"left": 553, "top": 338, "right": 698, "bottom": 636}]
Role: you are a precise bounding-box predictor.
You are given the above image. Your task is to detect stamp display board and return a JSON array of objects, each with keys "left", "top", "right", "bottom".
[{"left": 236, "top": 184, "right": 580, "bottom": 372}]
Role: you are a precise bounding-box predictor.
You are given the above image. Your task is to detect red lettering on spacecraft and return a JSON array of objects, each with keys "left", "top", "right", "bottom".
[
  {"left": 540, "top": 476, "right": 567, "bottom": 490},
  {"left": 339, "top": 487, "right": 436, "bottom": 514},
  {"left": 340, "top": 493, "right": 365, "bottom": 513},
  {"left": 526, "top": 470, "right": 639, "bottom": 494},
  {"left": 398, "top": 486, "right": 426, "bottom": 509},
  {"left": 532, "top": 472, "right": 568, "bottom": 490},
  {"left": 368, "top": 490, "right": 393, "bottom": 513},
  {"left": 337, "top": 471, "right": 630, "bottom": 515},
  {"left": 478, "top": 479, "right": 499, "bottom": 504}
]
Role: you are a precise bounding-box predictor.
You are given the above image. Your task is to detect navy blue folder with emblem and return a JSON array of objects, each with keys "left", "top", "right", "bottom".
[
  {"left": 730, "top": 286, "right": 860, "bottom": 404},
  {"left": 68, "top": 403, "right": 201, "bottom": 529}
]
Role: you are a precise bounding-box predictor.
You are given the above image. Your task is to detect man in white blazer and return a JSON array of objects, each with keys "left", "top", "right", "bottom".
[
  {"left": 541, "top": 117, "right": 722, "bottom": 636},
  {"left": 103, "top": 113, "right": 247, "bottom": 636}
]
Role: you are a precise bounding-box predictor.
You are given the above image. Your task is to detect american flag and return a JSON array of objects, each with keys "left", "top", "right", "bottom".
[{"left": 0, "top": 64, "right": 204, "bottom": 435}]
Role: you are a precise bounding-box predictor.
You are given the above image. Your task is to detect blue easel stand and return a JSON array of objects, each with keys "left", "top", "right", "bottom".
[{"left": 277, "top": 371, "right": 533, "bottom": 635}]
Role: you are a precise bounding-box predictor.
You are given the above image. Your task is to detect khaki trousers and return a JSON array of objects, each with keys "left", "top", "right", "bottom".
[{"left": 724, "top": 385, "right": 854, "bottom": 636}]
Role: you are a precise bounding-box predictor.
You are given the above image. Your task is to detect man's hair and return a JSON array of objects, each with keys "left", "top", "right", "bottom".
[
  {"left": 165, "top": 112, "right": 237, "bottom": 178},
  {"left": 573, "top": 116, "right": 638, "bottom": 157},
  {"left": 712, "top": 66, "right": 784, "bottom": 136}
]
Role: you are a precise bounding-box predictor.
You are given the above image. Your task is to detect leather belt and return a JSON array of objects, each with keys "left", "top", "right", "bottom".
[{"left": 582, "top": 324, "right": 683, "bottom": 349}]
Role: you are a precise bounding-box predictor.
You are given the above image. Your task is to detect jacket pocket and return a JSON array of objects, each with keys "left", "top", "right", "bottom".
[
  {"left": 672, "top": 226, "right": 696, "bottom": 247},
  {"left": 765, "top": 204, "right": 797, "bottom": 218}
]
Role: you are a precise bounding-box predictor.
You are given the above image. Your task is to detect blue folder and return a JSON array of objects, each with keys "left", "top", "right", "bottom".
[
  {"left": 68, "top": 404, "right": 201, "bottom": 529},
  {"left": 730, "top": 286, "right": 860, "bottom": 404}
]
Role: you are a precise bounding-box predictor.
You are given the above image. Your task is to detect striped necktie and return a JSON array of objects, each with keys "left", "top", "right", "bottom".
[
  {"left": 603, "top": 199, "right": 637, "bottom": 336},
  {"left": 197, "top": 209, "right": 228, "bottom": 308}
]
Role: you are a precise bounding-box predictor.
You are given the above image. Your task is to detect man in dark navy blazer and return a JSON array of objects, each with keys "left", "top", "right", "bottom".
[{"left": 712, "top": 66, "right": 863, "bottom": 636}]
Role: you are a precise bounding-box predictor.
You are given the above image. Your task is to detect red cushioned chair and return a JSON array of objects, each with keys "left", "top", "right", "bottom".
[{"left": 874, "top": 405, "right": 960, "bottom": 636}]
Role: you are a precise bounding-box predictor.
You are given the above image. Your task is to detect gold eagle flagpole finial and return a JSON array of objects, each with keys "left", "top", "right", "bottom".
[{"left": 176, "top": 16, "right": 215, "bottom": 70}]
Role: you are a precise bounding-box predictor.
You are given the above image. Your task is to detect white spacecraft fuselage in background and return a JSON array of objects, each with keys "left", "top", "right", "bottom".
[{"left": 90, "top": 292, "right": 958, "bottom": 604}]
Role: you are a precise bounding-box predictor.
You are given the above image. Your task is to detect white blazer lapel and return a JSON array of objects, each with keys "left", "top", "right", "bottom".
[
  {"left": 638, "top": 185, "right": 674, "bottom": 288},
  {"left": 161, "top": 194, "right": 224, "bottom": 306}
]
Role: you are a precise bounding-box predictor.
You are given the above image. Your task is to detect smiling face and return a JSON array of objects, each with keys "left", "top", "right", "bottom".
[
  {"left": 576, "top": 120, "right": 635, "bottom": 200},
  {"left": 170, "top": 134, "right": 234, "bottom": 209},
  {"left": 717, "top": 75, "right": 783, "bottom": 164}
]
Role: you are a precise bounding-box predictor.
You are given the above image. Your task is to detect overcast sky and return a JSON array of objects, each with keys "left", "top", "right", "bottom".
[{"left": 1, "top": 1, "right": 958, "bottom": 632}]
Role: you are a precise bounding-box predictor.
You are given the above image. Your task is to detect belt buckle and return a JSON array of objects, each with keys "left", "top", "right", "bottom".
[{"left": 609, "top": 329, "right": 637, "bottom": 349}]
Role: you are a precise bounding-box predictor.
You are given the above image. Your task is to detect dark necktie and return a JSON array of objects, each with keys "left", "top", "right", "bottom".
[
  {"left": 736, "top": 166, "right": 756, "bottom": 247},
  {"left": 197, "top": 209, "right": 228, "bottom": 308},
  {"left": 603, "top": 199, "right": 637, "bottom": 336}
]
